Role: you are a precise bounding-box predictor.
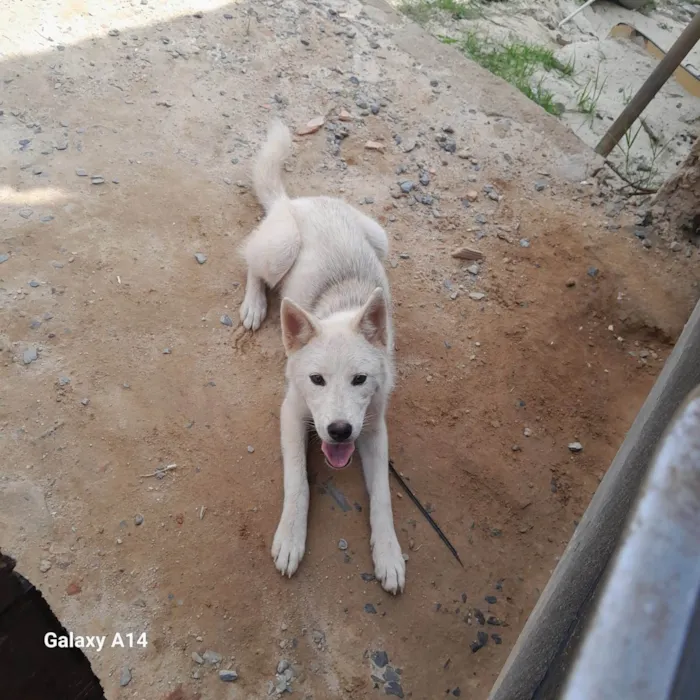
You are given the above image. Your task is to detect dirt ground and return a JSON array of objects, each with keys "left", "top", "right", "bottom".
[{"left": 1, "top": 1, "right": 698, "bottom": 699}]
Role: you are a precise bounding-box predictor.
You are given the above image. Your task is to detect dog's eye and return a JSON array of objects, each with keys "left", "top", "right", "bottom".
[
  {"left": 352, "top": 374, "right": 367, "bottom": 386},
  {"left": 309, "top": 374, "right": 326, "bottom": 386}
]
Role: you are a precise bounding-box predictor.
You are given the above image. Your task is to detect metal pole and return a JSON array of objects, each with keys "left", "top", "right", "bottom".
[
  {"left": 595, "top": 10, "right": 700, "bottom": 157},
  {"left": 562, "top": 385, "right": 700, "bottom": 700}
]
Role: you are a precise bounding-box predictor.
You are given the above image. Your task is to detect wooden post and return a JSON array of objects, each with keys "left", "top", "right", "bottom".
[{"left": 595, "top": 10, "right": 700, "bottom": 158}]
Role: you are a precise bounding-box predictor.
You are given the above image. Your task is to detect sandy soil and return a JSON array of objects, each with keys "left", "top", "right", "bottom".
[
  {"left": 395, "top": 0, "right": 700, "bottom": 189},
  {"left": 1, "top": 1, "right": 699, "bottom": 699}
]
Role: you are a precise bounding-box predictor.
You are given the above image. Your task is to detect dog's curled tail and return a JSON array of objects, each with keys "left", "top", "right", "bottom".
[{"left": 252, "top": 119, "right": 292, "bottom": 211}]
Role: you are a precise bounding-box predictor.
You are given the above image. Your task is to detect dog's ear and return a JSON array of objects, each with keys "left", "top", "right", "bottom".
[
  {"left": 354, "top": 287, "right": 388, "bottom": 348},
  {"left": 281, "top": 298, "right": 319, "bottom": 354}
]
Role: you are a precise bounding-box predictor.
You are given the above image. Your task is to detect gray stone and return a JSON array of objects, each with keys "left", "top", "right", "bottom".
[
  {"left": 59, "top": 376, "right": 71, "bottom": 386},
  {"left": 163, "top": 348, "right": 171, "bottom": 355},
  {"left": 535, "top": 181, "right": 547, "bottom": 192},
  {"left": 467, "top": 264, "right": 479, "bottom": 275},
  {"left": 247, "top": 445, "right": 254, "bottom": 453},
  {"left": 364, "top": 603, "right": 377, "bottom": 614},
  {"left": 670, "top": 241, "right": 682, "bottom": 252},
  {"left": 220, "top": 314, "right": 233, "bottom": 327},
  {"left": 91, "top": 176, "right": 105, "bottom": 185},
  {"left": 23, "top": 348, "right": 38, "bottom": 365},
  {"left": 338, "top": 538, "right": 348, "bottom": 550},
  {"left": 134, "top": 514, "right": 144, "bottom": 526},
  {"left": 277, "top": 659, "right": 290, "bottom": 673},
  {"left": 76, "top": 168, "right": 88, "bottom": 177},
  {"left": 568, "top": 442, "right": 583, "bottom": 453},
  {"left": 29, "top": 280, "right": 40, "bottom": 287},
  {"left": 587, "top": 267, "right": 599, "bottom": 278},
  {"left": 419, "top": 171, "right": 430, "bottom": 186},
  {"left": 519, "top": 239, "right": 530, "bottom": 248},
  {"left": 386, "top": 681, "right": 404, "bottom": 698},
  {"left": 0, "top": 254, "right": 9, "bottom": 264},
  {"left": 81, "top": 398, "right": 90, "bottom": 406},
  {"left": 219, "top": 669, "right": 238, "bottom": 682},
  {"left": 203, "top": 650, "right": 222, "bottom": 665},
  {"left": 19, "top": 208, "right": 34, "bottom": 219},
  {"left": 195, "top": 253, "right": 207, "bottom": 264},
  {"left": 371, "top": 650, "right": 389, "bottom": 668},
  {"left": 39, "top": 559, "right": 52, "bottom": 573},
  {"left": 119, "top": 668, "right": 132, "bottom": 687},
  {"left": 399, "top": 181, "right": 414, "bottom": 193},
  {"left": 192, "top": 651, "right": 204, "bottom": 664},
  {"left": 469, "top": 292, "right": 485, "bottom": 301}
]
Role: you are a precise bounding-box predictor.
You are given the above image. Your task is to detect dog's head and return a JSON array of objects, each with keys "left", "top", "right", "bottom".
[{"left": 281, "top": 287, "right": 390, "bottom": 470}]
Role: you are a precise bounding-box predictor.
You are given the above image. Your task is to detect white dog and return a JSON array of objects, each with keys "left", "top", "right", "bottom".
[{"left": 239, "top": 119, "right": 405, "bottom": 594}]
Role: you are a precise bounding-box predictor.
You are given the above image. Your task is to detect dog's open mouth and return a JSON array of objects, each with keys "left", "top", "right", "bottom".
[{"left": 321, "top": 441, "right": 355, "bottom": 470}]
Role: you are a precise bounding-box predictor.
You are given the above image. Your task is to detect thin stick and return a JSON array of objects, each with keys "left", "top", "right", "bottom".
[
  {"left": 389, "top": 460, "right": 464, "bottom": 567},
  {"left": 604, "top": 159, "right": 658, "bottom": 195},
  {"left": 139, "top": 463, "right": 177, "bottom": 478},
  {"left": 35, "top": 421, "right": 65, "bottom": 440},
  {"left": 558, "top": 0, "right": 598, "bottom": 29}
]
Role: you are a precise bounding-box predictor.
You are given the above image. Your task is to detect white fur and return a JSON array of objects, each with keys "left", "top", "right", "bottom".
[{"left": 239, "top": 119, "right": 405, "bottom": 594}]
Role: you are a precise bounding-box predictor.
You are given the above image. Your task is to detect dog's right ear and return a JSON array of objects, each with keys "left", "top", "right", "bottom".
[{"left": 281, "top": 298, "right": 319, "bottom": 354}]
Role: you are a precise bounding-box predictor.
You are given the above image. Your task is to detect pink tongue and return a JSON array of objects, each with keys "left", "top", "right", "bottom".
[{"left": 322, "top": 441, "right": 355, "bottom": 469}]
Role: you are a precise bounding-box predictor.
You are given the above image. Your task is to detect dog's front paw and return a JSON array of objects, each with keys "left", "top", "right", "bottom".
[
  {"left": 372, "top": 533, "right": 406, "bottom": 595},
  {"left": 239, "top": 292, "right": 267, "bottom": 331},
  {"left": 271, "top": 517, "right": 306, "bottom": 578}
]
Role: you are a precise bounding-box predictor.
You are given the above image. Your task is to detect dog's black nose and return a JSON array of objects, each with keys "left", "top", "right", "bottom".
[{"left": 327, "top": 421, "right": 353, "bottom": 442}]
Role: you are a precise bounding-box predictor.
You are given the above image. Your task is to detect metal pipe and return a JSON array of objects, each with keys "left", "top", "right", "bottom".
[
  {"left": 595, "top": 10, "right": 700, "bottom": 157},
  {"left": 562, "top": 385, "right": 700, "bottom": 700}
]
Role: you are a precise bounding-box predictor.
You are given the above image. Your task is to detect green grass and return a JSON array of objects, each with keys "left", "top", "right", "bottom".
[
  {"left": 399, "top": 0, "right": 484, "bottom": 23},
  {"left": 442, "top": 33, "right": 573, "bottom": 115},
  {"left": 575, "top": 64, "right": 607, "bottom": 121}
]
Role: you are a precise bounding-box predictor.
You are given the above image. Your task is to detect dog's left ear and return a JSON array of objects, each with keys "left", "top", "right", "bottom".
[{"left": 354, "top": 287, "right": 388, "bottom": 348}]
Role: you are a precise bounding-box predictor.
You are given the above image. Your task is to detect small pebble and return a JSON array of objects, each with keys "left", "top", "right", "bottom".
[
  {"left": 485, "top": 595, "right": 497, "bottom": 604},
  {"left": 568, "top": 442, "right": 583, "bottom": 453},
  {"left": 119, "top": 668, "right": 131, "bottom": 687},
  {"left": 247, "top": 445, "right": 254, "bottom": 453},
  {"left": 399, "top": 181, "right": 414, "bottom": 194},
  {"left": 76, "top": 168, "right": 88, "bottom": 177},
  {"left": 134, "top": 514, "right": 144, "bottom": 526},
  {"left": 364, "top": 603, "right": 377, "bottom": 614},
  {"left": 371, "top": 650, "right": 389, "bottom": 668},
  {"left": 29, "top": 280, "right": 40, "bottom": 288},
  {"left": 220, "top": 314, "right": 233, "bottom": 327},
  {"left": 23, "top": 348, "right": 38, "bottom": 365},
  {"left": 385, "top": 681, "right": 404, "bottom": 698},
  {"left": 19, "top": 208, "right": 34, "bottom": 219},
  {"left": 194, "top": 253, "right": 207, "bottom": 264},
  {"left": 81, "top": 398, "right": 90, "bottom": 406},
  {"left": 469, "top": 292, "right": 485, "bottom": 301},
  {"left": 39, "top": 559, "right": 52, "bottom": 573},
  {"left": 535, "top": 181, "right": 547, "bottom": 192},
  {"left": 277, "top": 659, "right": 290, "bottom": 674},
  {"left": 91, "top": 176, "right": 105, "bottom": 185},
  {"left": 587, "top": 267, "right": 599, "bottom": 278},
  {"left": 519, "top": 239, "right": 530, "bottom": 248},
  {"left": 163, "top": 348, "right": 171, "bottom": 355},
  {"left": 566, "top": 278, "right": 576, "bottom": 288},
  {"left": 219, "top": 670, "right": 238, "bottom": 682},
  {"left": 192, "top": 652, "right": 204, "bottom": 664},
  {"left": 523, "top": 427, "right": 532, "bottom": 437},
  {"left": 338, "top": 539, "right": 348, "bottom": 551},
  {"left": 203, "top": 650, "right": 222, "bottom": 665},
  {"left": 0, "top": 254, "right": 9, "bottom": 264}
]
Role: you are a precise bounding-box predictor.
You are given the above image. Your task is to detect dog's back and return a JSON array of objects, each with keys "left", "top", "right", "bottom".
[{"left": 251, "top": 120, "right": 392, "bottom": 326}]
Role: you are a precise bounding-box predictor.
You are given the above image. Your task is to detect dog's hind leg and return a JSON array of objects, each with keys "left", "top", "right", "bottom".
[
  {"left": 355, "top": 210, "right": 389, "bottom": 260},
  {"left": 240, "top": 201, "right": 301, "bottom": 331}
]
